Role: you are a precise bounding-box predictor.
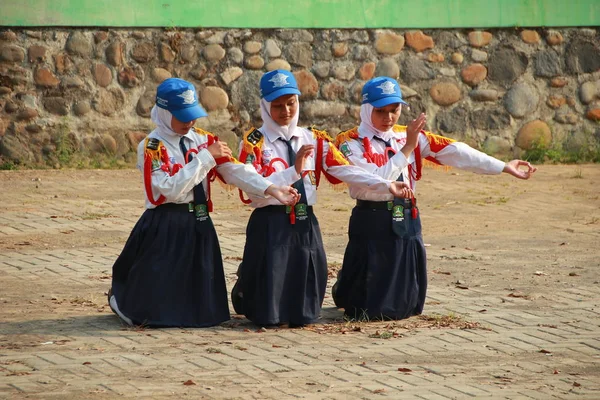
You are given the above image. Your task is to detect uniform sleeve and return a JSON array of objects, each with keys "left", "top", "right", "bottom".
[
  {"left": 419, "top": 132, "right": 505, "bottom": 174},
  {"left": 322, "top": 140, "right": 391, "bottom": 192},
  {"left": 216, "top": 162, "right": 273, "bottom": 197},
  {"left": 340, "top": 138, "right": 409, "bottom": 180},
  {"left": 138, "top": 143, "right": 217, "bottom": 203}
]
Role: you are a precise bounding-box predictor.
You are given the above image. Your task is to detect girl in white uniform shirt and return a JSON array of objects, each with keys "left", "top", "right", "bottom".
[
  {"left": 232, "top": 70, "right": 413, "bottom": 327},
  {"left": 109, "top": 78, "right": 298, "bottom": 328},
  {"left": 332, "top": 76, "right": 537, "bottom": 321}
]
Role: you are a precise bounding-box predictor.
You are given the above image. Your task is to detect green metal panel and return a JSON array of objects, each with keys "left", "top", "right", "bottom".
[{"left": 1, "top": 0, "right": 599, "bottom": 28}]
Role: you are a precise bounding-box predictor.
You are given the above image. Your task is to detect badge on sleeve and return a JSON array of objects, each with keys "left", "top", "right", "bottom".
[{"left": 339, "top": 141, "right": 352, "bottom": 157}]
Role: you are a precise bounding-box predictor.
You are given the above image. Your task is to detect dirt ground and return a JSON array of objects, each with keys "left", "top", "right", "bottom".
[
  {"left": 1, "top": 164, "right": 599, "bottom": 322},
  {"left": 1, "top": 164, "right": 599, "bottom": 399},
  {"left": 2, "top": 164, "right": 598, "bottom": 291}
]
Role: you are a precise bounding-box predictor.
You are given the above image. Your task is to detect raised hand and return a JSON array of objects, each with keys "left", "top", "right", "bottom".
[
  {"left": 401, "top": 113, "right": 427, "bottom": 158},
  {"left": 503, "top": 160, "right": 537, "bottom": 180},
  {"left": 389, "top": 181, "right": 414, "bottom": 198},
  {"left": 295, "top": 144, "right": 315, "bottom": 174},
  {"left": 207, "top": 141, "right": 233, "bottom": 160},
  {"left": 265, "top": 185, "right": 301, "bottom": 206}
]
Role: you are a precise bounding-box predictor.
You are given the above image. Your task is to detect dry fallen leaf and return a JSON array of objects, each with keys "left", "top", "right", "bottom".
[
  {"left": 183, "top": 380, "right": 196, "bottom": 386},
  {"left": 397, "top": 367, "right": 412, "bottom": 373}
]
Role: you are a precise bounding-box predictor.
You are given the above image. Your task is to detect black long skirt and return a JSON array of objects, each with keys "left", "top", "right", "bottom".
[
  {"left": 234, "top": 206, "right": 327, "bottom": 326},
  {"left": 110, "top": 203, "right": 230, "bottom": 327},
  {"left": 333, "top": 200, "right": 427, "bottom": 320}
]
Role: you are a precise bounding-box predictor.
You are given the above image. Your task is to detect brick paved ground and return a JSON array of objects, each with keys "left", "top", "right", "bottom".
[{"left": 1, "top": 166, "right": 599, "bottom": 399}]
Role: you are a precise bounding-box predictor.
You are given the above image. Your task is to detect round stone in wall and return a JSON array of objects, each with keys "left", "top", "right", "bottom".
[
  {"left": 516, "top": 120, "right": 551, "bottom": 150},
  {"left": 136, "top": 89, "right": 156, "bottom": 117},
  {"left": 469, "top": 89, "right": 499, "bottom": 102},
  {"left": 203, "top": 44, "right": 226, "bottom": 62},
  {"left": 293, "top": 70, "right": 319, "bottom": 99},
  {"left": 468, "top": 31, "right": 492, "bottom": 48},
  {"left": 451, "top": 52, "right": 464, "bottom": 64},
  {"left": 131, "top": 41, "right": 156, "bottom": 63},
  {"left": 534, "top": 50, "right": 563, "bottom": 78},
  {"left": 375, "top": 32, "right": 404, "bottom": 54},
  {"left": 401, "top": 58, "right": 435, "bottom": 83},
  {"left": 94, "top": 87, "right": 125, "bottom": 116},
  {"left": 264, "top": 39, "right": 281, "bottom": 58},
  {"left": 545, "top": 30, "right": 564, "bottom": 46},
  {"left": 375, "top": 58, "right": 399, "bottom": 80},
  {"left": 65, "top": 32, "right": 92, "bottom": 57},
  {"left": 332, "top": 62, "right": 356, "bottom": 81},
  {"left": 405, "top": 30, "right": 434, "bottom": 53},
  {"left": 487, "top": 47, "right": 528, "bottom": 88},
  {"left": 520, "top": 30, "right": 540, "bottom": 44},
  {"left": 94, "top": 63, "right": 112, "bottom": 87},
  {"left": 105, "top": 41, "right": 124, "bottom": 67},
  {"left": 460, "top": 63, "right": 487, "bottom": 86},
  {"left": 266, "top": 59, "right": 291, "bottom": 71},
  {"left": 580, "top": 80, "right": 600, "bottom": 104},
  {"left": 243, "top": 41, "right": 262, "bottom": 54},
  {"left": 504, "top": 83, "right": 539, "bottom": 118},
  {"left": 228, "top": 47, "right": 244, "bottom": 65},
  {"left": 73, "top": 100, "right": 91, "bottom": 116},
  {"left": 565, "top": 39, "right": 600, "bottom": 74},
  {"left": 429, "top": 82, "right": 461, "bottom": 106},
  {"left": 200, "top": 86, "right": 229, "bottom": 111},
  {"left": 359, "top": 62, "right": 376, "bottom": 80},
  {"left": 34, "top": 68, "right": 60, "bottom": 88},
  {"left": 43, "top": 97, "right": 69, "bottom": 116},
  {"left": 152, "top": 68, "right": 172, "bottom": 83},
  {"left": 244, "top": 55, "right": 265, "bottom": 70}
]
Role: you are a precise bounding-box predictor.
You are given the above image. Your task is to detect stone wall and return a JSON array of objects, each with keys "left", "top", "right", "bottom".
[{"left": 0, "top": 27, "right": 599, "bottom": 167}]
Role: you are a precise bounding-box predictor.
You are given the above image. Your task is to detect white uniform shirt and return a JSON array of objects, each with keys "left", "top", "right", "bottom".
[
  {"left": 241, "top": 127, "right": 393, "bottom": 208},
  {"left": 340, "top": 127, "right": 506, "bottom": 201},
  {"left": 137, "top": 129, "right": 272, "bottom": 209}
]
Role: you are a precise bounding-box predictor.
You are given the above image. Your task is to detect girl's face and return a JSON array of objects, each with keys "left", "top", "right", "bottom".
[
  {"left": 371, "top": 103, "right": 402, "bottom": 131},
  {"left": 270, "top": 94, "right": 298, "bottom": 126},
  {"left": 171, "top": 116, "right": 196, "bottom": 135}
]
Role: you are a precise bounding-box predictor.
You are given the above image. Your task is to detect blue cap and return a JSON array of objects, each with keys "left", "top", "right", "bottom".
[
  {"left": 260, "top": 70, "right": 301, "bottom": 102},
  {"left": 361, "top": 77, "right": 409, "bottom": 108},
  {"left": 155, "top": 78, "right": 208, "bottom": 123}
]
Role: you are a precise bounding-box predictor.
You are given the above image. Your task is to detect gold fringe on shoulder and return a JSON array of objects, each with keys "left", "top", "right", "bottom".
[
  {"left": 333, "top": 127, "right": 359, "bottom": 147},
  {"left": 310, "top": 127, "right": 334, "bottom": 142}
]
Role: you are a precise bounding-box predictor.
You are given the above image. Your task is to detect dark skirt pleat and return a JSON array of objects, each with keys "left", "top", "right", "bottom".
[
  {"left": 111, "top": 204, "right": 230, "bottom": 327},
  {"left": 236, "top": 206, "right": 327, "bottom": 326},
  {"left": 333, "top": 206, "right": 427, "bottom": 320}
]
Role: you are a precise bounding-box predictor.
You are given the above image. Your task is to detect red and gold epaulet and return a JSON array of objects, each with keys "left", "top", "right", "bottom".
[
  {"left": 241, "top": 127, "right": 264, "bottom": 155},
  {"left": 144, "top": 137, "right": 163, "bottom": 160},
  {"left": 310, "top": 127, "right": 334, "bottom": 143},
  {"left": 334, "top": 127, "right": 359, "bottom": 147}
]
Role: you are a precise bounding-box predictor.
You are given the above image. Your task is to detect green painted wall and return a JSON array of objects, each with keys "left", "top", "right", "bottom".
[{"left": 1, "top": 0, "right": 599, "bottom": 28}]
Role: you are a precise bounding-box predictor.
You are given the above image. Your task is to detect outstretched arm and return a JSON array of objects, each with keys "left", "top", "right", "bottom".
[{"left": 502, "top": 160, "right": 537, "bottom": 180}]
